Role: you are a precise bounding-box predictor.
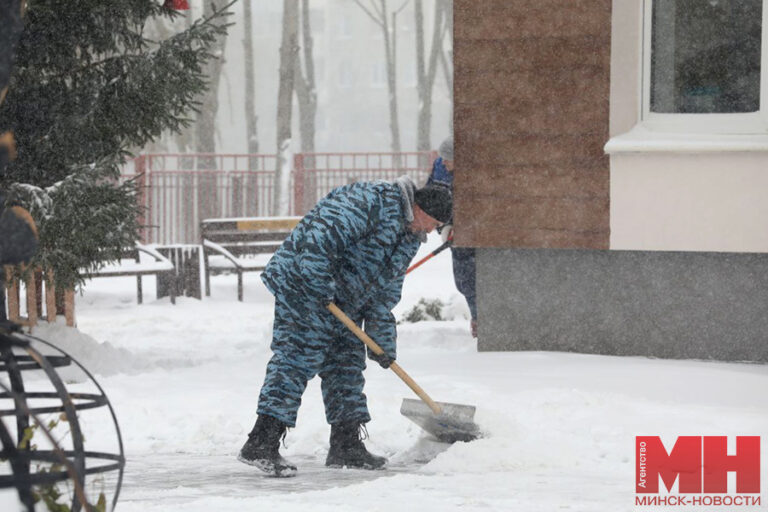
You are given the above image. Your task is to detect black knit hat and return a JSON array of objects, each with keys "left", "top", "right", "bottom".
[{"left": 414, "top": 185, "right": 452, "bottom": 223}]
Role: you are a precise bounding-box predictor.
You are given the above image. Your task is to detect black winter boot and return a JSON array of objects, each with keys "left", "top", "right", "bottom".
[
  {"left": 325, "top": 421, "right": 387, "bottom": 470},
  {"left": 237, "top": 415, "right": 297, "bottom": 477}
]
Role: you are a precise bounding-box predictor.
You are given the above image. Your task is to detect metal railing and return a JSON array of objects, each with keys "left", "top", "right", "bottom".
[
  {"left": 294, "top": 151, "right": 436, "bottom": 213},
  {"left": 123, "top": 151, "right": 436, "bottom": 244}
]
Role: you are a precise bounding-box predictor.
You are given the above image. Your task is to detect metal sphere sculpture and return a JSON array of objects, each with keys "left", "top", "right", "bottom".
[{"left": 0, "top": 323, "right": 125, "bottom": 512}]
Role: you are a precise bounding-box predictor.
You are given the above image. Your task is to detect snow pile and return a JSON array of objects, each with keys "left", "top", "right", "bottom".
[{"left": 29, "top": 322, "right": 151, "bottom": 378}]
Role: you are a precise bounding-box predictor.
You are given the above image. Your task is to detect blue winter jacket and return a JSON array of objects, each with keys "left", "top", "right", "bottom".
[{"left": 261, "top": 178, "right": 423, "bottom": 357}]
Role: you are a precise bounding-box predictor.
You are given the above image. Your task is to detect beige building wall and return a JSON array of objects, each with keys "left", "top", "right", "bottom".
[
  {"left": 610, "top": 153, "right": 768, "bottom": 252},
  {"left": 607, "top": 0, "right": 768, "bottom": 253}
]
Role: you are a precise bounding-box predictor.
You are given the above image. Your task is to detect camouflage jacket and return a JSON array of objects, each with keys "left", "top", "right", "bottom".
[{"left": 261, "top": 177, "right": 423, "bottom": 357}]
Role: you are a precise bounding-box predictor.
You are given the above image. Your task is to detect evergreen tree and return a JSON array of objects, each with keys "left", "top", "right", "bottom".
[{"left": 0, "top": 0, "right": 233, "bottom": 289}]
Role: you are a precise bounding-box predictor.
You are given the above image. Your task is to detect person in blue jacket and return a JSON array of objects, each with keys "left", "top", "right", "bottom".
[
  {"left": 427, "top": 136, "right": 477, "bottom": 338},
  {"left": 238, "top": 177, "right": 452, "bottom": 477}
]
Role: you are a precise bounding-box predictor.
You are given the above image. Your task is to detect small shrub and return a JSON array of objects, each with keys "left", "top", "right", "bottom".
[{"left": 400, "top": 298, "right": 445, "bottom": 323}]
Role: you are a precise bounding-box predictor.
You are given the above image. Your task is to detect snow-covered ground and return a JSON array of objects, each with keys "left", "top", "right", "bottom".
[{"left": 2, "top": 234, "right": 768, "bottom": 511}]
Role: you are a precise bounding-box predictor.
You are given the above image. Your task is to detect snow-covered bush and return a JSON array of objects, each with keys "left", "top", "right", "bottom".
[{"left": 400, "top": 298, "right": 446, "bottom": 323}]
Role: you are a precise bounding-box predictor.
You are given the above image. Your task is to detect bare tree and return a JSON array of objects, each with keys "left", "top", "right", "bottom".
[
  {"left": 355, "top": 0, "right": 409, "bottom": 163},
  {"left": 415, "top": 0, "right": 448, "bottom": 153},
  {"left": 294, "top": 0, "right": 317, "bottom": 155},
  {"left": 196, "top": 0, "right": 229, "bottom": 222},
  {"left": 293, "top": 0, "right": 318, "bottom": 212},
  {"left": 196, "top": 0, "right": 229, "bottom": 167},
  {"left": 178, "top": 6, "right": 195, "bottom": 153},
  {"left": 138, "top": 12, "right": 196, "bottom": 155},
  {"left": 240, "top": 1, "right": 260, "bottom": 216},
  {"left": 274, "top": 0, "right": 299, "bottom": 216},
  {"left": 243, "top": 0, "right": 259, "bottom": 160},
  {"left": 438, "top": 0, "right": 453, "bottom": 135}
]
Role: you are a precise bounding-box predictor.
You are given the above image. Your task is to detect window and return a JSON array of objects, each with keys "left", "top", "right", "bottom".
[
  {"left": 371, "top": 62, "right": 386, "bottom": 87},
  {"left": 338, "top": 61, "right": 353, "bottom": 88},
  {"left": 401, "top": 59, "right": 416, "bottom": 88},
  {"left": 643, "top": 0, "right": 768, "bottom": 133},
  {"left": 337, "top": 14, "right": 353, "bottom": 39}
]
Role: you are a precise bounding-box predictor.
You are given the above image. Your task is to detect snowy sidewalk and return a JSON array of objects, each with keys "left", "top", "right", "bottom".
[{"left": 4, "top": 236, "right": 767, "bottom": 511}]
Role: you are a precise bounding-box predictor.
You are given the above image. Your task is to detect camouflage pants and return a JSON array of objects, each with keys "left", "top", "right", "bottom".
[{"left": 256, "top": 298, "right": 370, "bottom": 427}]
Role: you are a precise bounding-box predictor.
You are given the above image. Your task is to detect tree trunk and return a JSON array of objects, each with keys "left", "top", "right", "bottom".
[
  {"left": 354, "top": 0, "right": 409, "bottom": 165},
  {"left": 243, "top": 0, "right": 259, "bottom": 160},
  {"left": 382, "top": 0, "right": 403, "bottom": 162},
  {"left": 175, "top": 9, "right": 196, "bottom": 154},
  {"left": 294, "top": 0, "right": 317, "bottom": 211},
  {"left": 243, "top": 0, "right": 260, "bottom": 216},
  {"left": 415, "top": 0, "right": 427, "bottom": 153},
  {"left": 294, "top": 0, "right": 316, "bottom": 155},
  {"left": 439, "top": 0, "right": 453, "bottom": 135},
  {"left": 195, "top": 1, "right": 229, "bottom": 223},
  {"left": 196, "top": 0, "right": 227, "bottom": 165},
  {"left": 274, "top": 0, "right": 299, "bottom": 216},
  {"left": 140, "top": 13, "right": 197, "bottom": 154},
  {"left": 415, "top": 0, "right": 446, "bottom": 155}
]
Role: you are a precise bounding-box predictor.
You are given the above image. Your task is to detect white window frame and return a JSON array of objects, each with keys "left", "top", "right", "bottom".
[{"left": 641, "top": 0, "right": 768, "bottom": 134}]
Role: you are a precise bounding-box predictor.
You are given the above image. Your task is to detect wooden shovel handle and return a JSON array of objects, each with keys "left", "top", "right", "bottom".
[{"left": 327, "top": 302, "right": 442, "bottom": 415}]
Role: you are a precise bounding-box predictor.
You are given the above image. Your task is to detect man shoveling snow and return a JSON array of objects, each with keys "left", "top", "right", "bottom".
[{"left": 237, "top": 177, "right": 452, "bottom": 477}]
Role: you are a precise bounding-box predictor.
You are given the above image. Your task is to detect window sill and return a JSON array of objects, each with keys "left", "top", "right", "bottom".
[{"left": 604, "top": 125, "right": 768, "bottom": 154}]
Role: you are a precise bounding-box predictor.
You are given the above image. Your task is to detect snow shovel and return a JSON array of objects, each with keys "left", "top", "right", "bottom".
[{"left": 327, "top": 302, "right": 480, "bottom": 443}]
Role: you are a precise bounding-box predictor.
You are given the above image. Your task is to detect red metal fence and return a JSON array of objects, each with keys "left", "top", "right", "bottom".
[{"left": 122, "top": 151, "right": 436, "bottom": 244}]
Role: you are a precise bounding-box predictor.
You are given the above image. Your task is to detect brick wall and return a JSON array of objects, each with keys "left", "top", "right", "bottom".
[{"left": 454, "top": 0, "right": 612, "bottom": 249}]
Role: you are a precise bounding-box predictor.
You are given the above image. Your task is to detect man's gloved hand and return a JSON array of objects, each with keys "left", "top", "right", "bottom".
[
  {"left": 367, "top": 348, "right": 394, "bottom": 369},
  {"left": 440, "top": 224, "right": 454, "bottom": 244}
]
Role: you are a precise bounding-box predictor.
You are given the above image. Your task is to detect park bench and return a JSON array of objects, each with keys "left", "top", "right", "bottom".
[
  {"left": 87, "top": 243, "right": 176, "bottom": 304},
  {"left": 2, "top": 242, "right": 173, "bottom": 329},
  {"left": 201, "top": 216, "right": 301, "bottom": 301}
]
